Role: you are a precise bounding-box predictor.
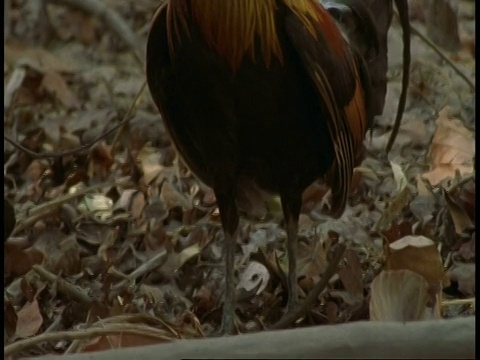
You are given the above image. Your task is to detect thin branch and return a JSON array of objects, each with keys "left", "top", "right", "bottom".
[
  {"left": 410, "top": 25, "right": 475, "bottom": 91},
  {"left": 270, "top": 243, "right": 346, "bottom": 330},
  {"left": 32, "top": 265, "right": 93, "bottom": 305},
  {"left": 4, "top": 323, "right": 173, "bottom": 358},
  {"left": 11, "top": 178, "right": 132, "bottom": 236},
  {"left": 4, "top": 115, "right": 125, "bottom": 159}
]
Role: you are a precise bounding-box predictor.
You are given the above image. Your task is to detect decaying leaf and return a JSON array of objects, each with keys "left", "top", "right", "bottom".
[
  {"left": 386, "top": 235, "right": 448, "bottom": 289},
  {"left": 443, "top": 189, "right": 474, "bottom": 235},
  {"left": 370, "top": 269, "right": 431, "bottom": 321},
  {"left": 422, "top": 107, "right": 474, "bottom": 187},
  {"left": 237, "top": 261, "right": 270, "bottom": 296},
  {"left": 14, "top": 299, "right": 44, "bottom": 339}
]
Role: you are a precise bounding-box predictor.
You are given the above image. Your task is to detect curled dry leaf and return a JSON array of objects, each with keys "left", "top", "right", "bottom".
[
  {"left": 237, "top": 261, "right": 270, "bottom": 296},
  {"left": 78, "top": 193, "right": 114, "bottom": 221},
  {"left": 370, "top": 269, "right": 431, "bottom": 321},
  {"left": 422, "top": 107, "right": 474, "bottom": 186},
  {"left": 386, "top": 235, "right": 448, "bottom": 289},
  {"left": 137, "top": 146, "right": 164, "bottom": 185},
  {"left": 390, "top": 161, "right": 408, "bottom": 192}
]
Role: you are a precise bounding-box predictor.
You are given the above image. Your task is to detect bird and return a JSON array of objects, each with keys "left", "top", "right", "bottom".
[{"left": 146, "top": 0, "right": 377, "bottom": 334}]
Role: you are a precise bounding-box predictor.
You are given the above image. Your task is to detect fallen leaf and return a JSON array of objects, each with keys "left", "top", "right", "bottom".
[
  {"left": 386, "top": 235, "right": 448, "bottom": 289},
  {"left": 422, "top": 107, "right": 474, "bottom": 186},
  {"left": 14, "top": 299, "right": 44, "bottom": 339},
  {"left": 443, "top": 189, "right": 474, "bottom": 235},
  {"left": 40, "top": 71, "right": 80, "bottom": 109},
  {"left": 390, "top": 161, "right": 408, "bottom": 192},
  {"left": 237, "top": 261, "right": 270, "bottom": 296},
  {"left": 137, "top": 146, "right": 164, "bottom": 185},
  {"left": 370, "top": 269, "right": 431, "bottom": 321},
  {"left": 338, "top": 249, "right": 364, "bottom": 297}
]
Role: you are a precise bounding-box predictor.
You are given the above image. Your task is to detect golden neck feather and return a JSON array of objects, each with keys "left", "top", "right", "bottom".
[{"left": 167, "top": 0, "right": 337, "bottom": 71}]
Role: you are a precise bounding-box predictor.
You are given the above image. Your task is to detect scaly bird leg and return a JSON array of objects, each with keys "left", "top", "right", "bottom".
[
  {"left": 215, "top": 189, "right": 239, "bottom": 335},
  {"left": 281, "top": 195, "right": 302, "bottom": 314}
]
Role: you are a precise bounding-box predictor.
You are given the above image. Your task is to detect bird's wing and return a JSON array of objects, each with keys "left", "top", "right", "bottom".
[{"left": 284, "top": 1, "right": 372, "bottom": 217}]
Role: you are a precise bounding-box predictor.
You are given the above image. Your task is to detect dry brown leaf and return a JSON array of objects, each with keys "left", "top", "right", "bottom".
[
  {"left": 14, "top": 299, "right": 44, "bottom": 339},
  {"left": 422, "top": 107, "right": 474, "bottom": 186},
  {"left": 137, "top": 146, "right": 164, "bottom": 185},
  {"left": 4, "top": 243, "right": 45, "bottom": 277},
  {"left": 339, "top": 249, "right": 364, "bottom": 297},
  {"left": 386, "top": 235, "right": 448, "bottom": 289},
  {"left": 40, "top": 71, "right": 80, "bottom": 109},
  {"left": 443, "top": 189, "right": 474, "bottom": 235},
  {"left": 370, "top": 269, "right": 431, "bottom": 321}
]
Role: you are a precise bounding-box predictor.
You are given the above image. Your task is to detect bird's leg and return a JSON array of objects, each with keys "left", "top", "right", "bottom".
[
  {"left": 281, "top": 195, "right": 302, "bottom": 314},
  {"left": 214, "top": 189, "right": 239, "bottom": 335}
]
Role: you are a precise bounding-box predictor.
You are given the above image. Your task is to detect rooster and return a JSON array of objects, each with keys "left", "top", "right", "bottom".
[{"left": 146, "top": 0, "right": 401, "bottom": 334}]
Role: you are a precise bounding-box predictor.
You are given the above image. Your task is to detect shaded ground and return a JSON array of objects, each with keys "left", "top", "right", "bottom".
[{"left": 4, "top": 0, "right": 475, "bottom": 357}]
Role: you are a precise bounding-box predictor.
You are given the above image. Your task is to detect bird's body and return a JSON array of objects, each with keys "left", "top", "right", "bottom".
[{"left": 147, "top": 0, "right": 374, "bottom": 333}]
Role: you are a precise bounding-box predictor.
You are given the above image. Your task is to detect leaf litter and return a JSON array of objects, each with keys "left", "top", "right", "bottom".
[{"left": 3, "top": 0, "right": 475, "bottom": 357}]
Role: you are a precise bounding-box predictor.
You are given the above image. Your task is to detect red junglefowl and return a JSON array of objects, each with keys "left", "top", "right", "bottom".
[{"left": 147, "top": 0, "right": 378, "bottom": 334}]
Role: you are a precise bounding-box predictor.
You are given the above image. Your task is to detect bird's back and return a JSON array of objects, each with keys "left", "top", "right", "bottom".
[{"left": 146, "top": 0, "right": 370, "bottom": 217}]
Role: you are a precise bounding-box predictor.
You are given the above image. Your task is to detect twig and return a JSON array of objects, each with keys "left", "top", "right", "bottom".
[
  {"left": 410, "top": 25, "right": 475, "bottom": 91},
  {"left": 93, "top": 313, "right": 181, "bottom": 339},
  {"left": 45, "top": 0, "right": 144, "bottom": 67},
  {"left": 32, "top": 265, "right": 93, "bottom": 305},
  {"left": 270, "top": 243, "right": 346, "bottom": 330},
  {"left": 386, "top": 1, "right": 411, "bottom": 154},
  {"left": 108, "top": 250, "right": 168, "bottom": 295},
  {"left": 110, "top": 81, "right": 147, "bottom": 155},
  {"left": 11, "top": 178, "right": 131, "bottom": 235},
  {"left": 3, "top": 114, "right": 126, "bottom": 159},
  {"left": 4, "top": 323, "right": 173, "bottom": 357}
]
